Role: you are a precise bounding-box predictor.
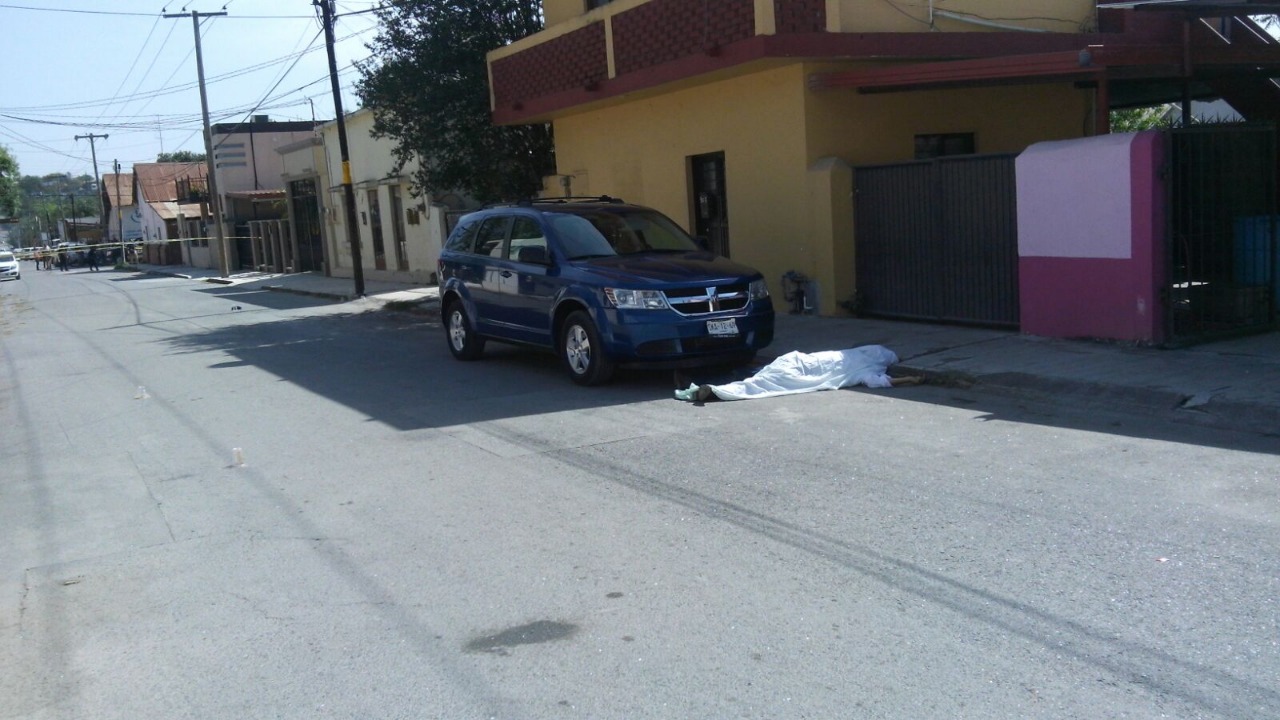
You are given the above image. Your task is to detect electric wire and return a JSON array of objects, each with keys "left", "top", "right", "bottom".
[
  {"left": 0, "top": 24, "right": 376, "bottom": 114},
  {"left": 212, "top": 29, "right": 324, "bottom": 150},
  {"left": 93, "top": 13, "right": 164, "bottom": 126},
  {"left": 9, "top": 2, "right": 375, "bottom": 177},
  {"left": 0, "top": 2, "right": 327, "bottom": 19}
]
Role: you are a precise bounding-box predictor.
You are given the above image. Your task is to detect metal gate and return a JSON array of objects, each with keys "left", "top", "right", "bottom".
[
  {"left": 854, "top": 154, "right": 1019, "bottom": 328},
  {"left": 1166, "top": 126, "right": 1277, "bottom": 345}
]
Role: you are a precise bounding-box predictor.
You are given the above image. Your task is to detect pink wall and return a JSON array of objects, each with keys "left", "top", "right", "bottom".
[{"left": 1016, "top": 131, "right": 1165, "bottom": 343}]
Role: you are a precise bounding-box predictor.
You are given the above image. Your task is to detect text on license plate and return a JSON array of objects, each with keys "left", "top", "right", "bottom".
[{"left": 706, "top": 319, "right": 739, "bottom": 336}]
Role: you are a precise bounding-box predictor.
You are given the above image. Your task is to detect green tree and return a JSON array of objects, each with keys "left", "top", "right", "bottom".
[
  {"left": 356, "top": 0, "right": 554, "bottom": 202},
  {"left": 8, "top": 173, "right": 96, "bottom": 245},
  {"left": 157, "top": 150, "right": 206, "bottom": 163},
  {"left": 0, "top": 144, "right": 19, "bottom": 218},
  {"left": 1110, "top": 106, "right": 1169, "bottom": 133}
]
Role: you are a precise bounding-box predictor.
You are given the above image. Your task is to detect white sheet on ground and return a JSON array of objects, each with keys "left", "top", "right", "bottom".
[{"left": 705, "top": 345, "right": 899, "bottom": 401}]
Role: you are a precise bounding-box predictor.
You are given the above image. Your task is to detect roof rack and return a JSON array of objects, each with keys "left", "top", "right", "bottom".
[
  {"left": 527, "top": 195, "right": 625, "bottom": 205},
  {"left": 482, "top": 195, "right": 627, "bottom": 209}
]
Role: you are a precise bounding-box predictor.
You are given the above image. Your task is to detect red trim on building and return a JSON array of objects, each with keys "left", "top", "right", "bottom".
[
  {"left": 612, "top": 0, "right": 755, "bottom": 76},
  {"left": 488, "top": 5, "right": 1279, "bottom": 125},
  {"left": 773, "top": 0, "right": 825, "bottom": 34},
  {"left": 491, "top": 22, "right": 608, "bottom": 111},
  {"left": 491, "top": 31, "right": 1115, "bottom": 125}
]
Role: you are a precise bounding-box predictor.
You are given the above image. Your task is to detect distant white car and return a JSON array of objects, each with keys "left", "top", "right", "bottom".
[{"left": 0, "top": 251, "right": 20, "bottom": 281}]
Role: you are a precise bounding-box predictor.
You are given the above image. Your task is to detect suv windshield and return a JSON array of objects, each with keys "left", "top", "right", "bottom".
[{"left": 549, "top": 209, "right": 700, "bottom": 260}]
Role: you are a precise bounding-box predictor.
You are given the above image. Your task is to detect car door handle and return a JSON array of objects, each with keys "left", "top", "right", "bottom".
[{"left": 500, "top": 271, "right": 513, "bottom": 278}]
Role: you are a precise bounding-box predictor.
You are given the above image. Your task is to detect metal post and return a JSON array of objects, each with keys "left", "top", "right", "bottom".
[
  {"left": 67, "top": 194, "right": 77, "bottom": 244},
  {"left": 317, "top": 0, "right": 364, "bottom": 296},
  {"left": 114, "top": 159, "right": 125, "bottom": 265},
  {"left": 166, "top": 9, "right": 229, "bottom": 276},
  {"left": 75, "top": 132, "right": 108, "bottom": 230}
]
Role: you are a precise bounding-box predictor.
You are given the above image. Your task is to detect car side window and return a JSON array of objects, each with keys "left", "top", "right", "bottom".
[
  {"left": 549, "top": 214, "right": 616, "bottom": 259},
  {"left": 475, "top": 216, "right": 512, "bottom": 258},
  {"left": 509, "top": 217, "right": 549, "bottom": 264},
  {"left": 445, "top": 219, "right": 481, "bottom": 253}
]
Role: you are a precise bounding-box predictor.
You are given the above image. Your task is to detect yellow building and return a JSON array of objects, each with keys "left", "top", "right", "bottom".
[{"left": 488, "top": 0, "right": 1138, "bottom": 316}]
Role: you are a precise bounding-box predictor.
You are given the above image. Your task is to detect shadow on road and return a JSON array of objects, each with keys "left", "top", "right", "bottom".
[
  {"left": 159, "top": 305, "right": 1280, "bottom": 455},
  {"left": 160, "top": 308, "right": 679, "bottom": 431}
]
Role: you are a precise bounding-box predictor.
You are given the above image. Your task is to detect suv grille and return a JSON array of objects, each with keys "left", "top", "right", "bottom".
[{"left": 663, "top": 283, "right": 749, "bottom": 316}]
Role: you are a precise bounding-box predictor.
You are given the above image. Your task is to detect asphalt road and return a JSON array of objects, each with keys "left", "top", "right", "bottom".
[{"left": 2, "top": 266, "right": 1278, "bottom": 719}]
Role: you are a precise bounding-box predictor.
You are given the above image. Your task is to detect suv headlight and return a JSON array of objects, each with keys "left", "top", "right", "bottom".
[
  {"left": 605, "top": 288, "right": 669, "bottom": 309},
  {"left": 749, "top": 279, "right": 770, "bottom": 299}
]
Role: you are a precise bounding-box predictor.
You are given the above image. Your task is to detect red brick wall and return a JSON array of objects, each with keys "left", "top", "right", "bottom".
[
  {"left": 774, "top": 0, "right": 825, "bottom": 34},
  {"left": 491, "top": 22, "right": 608, "bottom": 109},
  {"left": 613, "top": 0, "right": 756, "bottom": 76}
]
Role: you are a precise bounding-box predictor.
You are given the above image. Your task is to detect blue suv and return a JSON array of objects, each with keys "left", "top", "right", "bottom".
[{"left": 438, "top": 197, "right": 774, "bottom": 385}]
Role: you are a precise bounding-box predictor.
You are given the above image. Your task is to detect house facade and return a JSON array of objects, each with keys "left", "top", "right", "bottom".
[
  {"left": 131, "top": 162, "right": 210, "bottom": 265},
  {"left": 278, "top": 135, "right": 329, "bottom": 274},
  {"left": 101, "top": 172, "right": 142, "bottom": 244},
  {"left": 490, "top": 0, "right": 1102, "bottom": 315},
  {"left": 487, "top": 0, "right": 1280, "bottom": 327},
  {"left": 315, "top": 108, "right": 470, "bottom": 286},
  {"left": 209, "top": 116, "right": 320, "bottom": 272}
]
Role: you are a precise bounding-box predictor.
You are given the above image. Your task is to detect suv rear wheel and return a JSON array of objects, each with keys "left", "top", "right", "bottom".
[
  {"left": 445, "top": 300, "right": 485, "bottom": 360},
  {"left": 561, "top": 310, "right": 614, "bottom": 386}
]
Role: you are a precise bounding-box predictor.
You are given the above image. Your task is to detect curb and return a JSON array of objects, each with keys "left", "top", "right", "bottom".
[
  {"left": 263, "top": 284, "right": 355, "bottom": 302},
  {"left": 262, "top": 284, "right": 441, "bottom": 313},
  {"left": 916, "top": 366, "right": 1280, "bottom": 437}
]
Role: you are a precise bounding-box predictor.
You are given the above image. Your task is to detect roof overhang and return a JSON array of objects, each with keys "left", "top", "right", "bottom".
[
  {"left": 1100, "top": 1, "right": 1280, "bottom": 13},
  {"left": 809, "top": 43, "right": 1280, "bottom": 95},
  {"left": 225, "top": 190, "right": 286, "bottom": 201}
]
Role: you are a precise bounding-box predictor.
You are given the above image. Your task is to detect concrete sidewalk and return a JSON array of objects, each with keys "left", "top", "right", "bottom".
[{"left": 138, "top": 264, "right": 1280, "bottom": 436}]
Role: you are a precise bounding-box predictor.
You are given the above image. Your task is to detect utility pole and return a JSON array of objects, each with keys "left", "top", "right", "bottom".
[
  {"left": 66, "top": 194, "right": 77, "bottom": 244},
  {"left": 165, "top": 9, "right": 229, "bottom": 276},
  {"left": 114, "top": 159, "right": 126, "bottom": 264},
  {"left": 316, "top": 0, "right": 364, "bottom": 296},
  {"left": 74, "top": 132, "right": 108, "bottom": 231}
]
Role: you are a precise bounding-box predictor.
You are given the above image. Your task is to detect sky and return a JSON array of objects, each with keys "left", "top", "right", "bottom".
[{"left": 0, "top": 0, "right": 383, "bottom": 181}]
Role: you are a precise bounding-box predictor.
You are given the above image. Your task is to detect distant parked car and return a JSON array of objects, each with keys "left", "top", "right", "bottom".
[
  {"left": 0, "top": 251, "right": 20, "bottom": 281},
  {"left": 437, "top": 196, "right": 775, "bottom": 385}
]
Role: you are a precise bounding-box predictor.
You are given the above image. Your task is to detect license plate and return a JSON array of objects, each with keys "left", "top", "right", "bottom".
[{"left": 706, "top": 318, "right": 739, "bottom": 336}]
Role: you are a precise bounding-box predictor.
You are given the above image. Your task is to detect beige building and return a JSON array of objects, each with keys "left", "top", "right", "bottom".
[
  {"left": 278, "top": 135, "right": 329, "bottom": 274},
  {"left": 313, "top": 108, "right": 469, "bottom": 285},
  {"left": 487, "top": 0, "right": 1217, "bottom": 316},
  {"left": 209, "top": 117, "right": 320, "bottom": 273}
]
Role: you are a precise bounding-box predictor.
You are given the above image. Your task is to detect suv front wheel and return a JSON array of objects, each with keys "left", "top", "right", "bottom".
[
  {"left": 561, "top": 310, "right": 615, "bottom": 386},
  {"left": 445, "top": 300, "right": 485, "bottom": 360}
]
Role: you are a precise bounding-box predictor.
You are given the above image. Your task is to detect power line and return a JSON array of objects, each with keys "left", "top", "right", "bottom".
[
  {"left": 0, "top": 2, "right": 346, "bottom": 19},
  {"left": 0, "top": 25, "right": 376, "bottom": 114},
  {"left": 0, "top": 64, "right": 365, "bottom": 132},
  {"left": 213, "top": 29, "right": 324, "bottom": 150},
  {"left": 94, "top": 13, "right": 164, "bottom": 126},
  {"left": 0, "top": 2, "right": 160, "bottom": 17}
]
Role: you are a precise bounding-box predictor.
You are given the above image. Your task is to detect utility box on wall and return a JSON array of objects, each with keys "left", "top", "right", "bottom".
[{"left": 1015, "top": 131, "right": 1165, "bottom": 343}]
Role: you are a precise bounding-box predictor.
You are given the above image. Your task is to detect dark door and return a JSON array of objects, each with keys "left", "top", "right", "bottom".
[
  {"left": 290, "top": 179, "right": 323, "bottom": 272},
  {"left": 854, "top": 154, "right": 1020, "bottom": 328},
  {"left": 389, "top": 185, "right": 409, "bottom": 271},
  {"left": 234, "top": 223, "right": 252, "bottom": 271},
  {"left": 691, "top": 152, "right": 729, "bottom": 257},
  {"left": 366, "top": 188, "right": 387, "bottom": 271},
  {"left": 1166, "top": 126, "right": 1277, "bottom": 344}
]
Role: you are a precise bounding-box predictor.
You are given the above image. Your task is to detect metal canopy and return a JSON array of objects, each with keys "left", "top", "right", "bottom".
[{"left": 1099, "top": 0, "right": 1280, "bottom": 13}]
